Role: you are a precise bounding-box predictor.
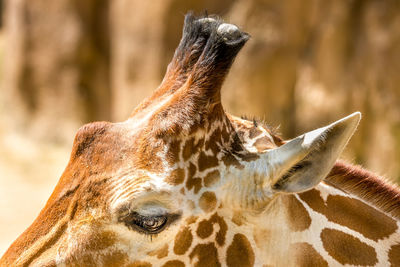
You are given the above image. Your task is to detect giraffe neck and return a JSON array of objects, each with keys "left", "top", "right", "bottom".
[{"left": 254, "top": 164, "right": 400, "bottom": 266}]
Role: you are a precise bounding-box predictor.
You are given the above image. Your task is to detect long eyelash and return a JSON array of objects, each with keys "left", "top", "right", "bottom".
[{"left": 147, "top": 232, "right": 159, "bottom": 241}]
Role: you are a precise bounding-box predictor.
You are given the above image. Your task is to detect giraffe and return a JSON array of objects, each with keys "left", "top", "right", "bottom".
[{"left": 1, "top": 13, "right": 400, "bottom": 267}]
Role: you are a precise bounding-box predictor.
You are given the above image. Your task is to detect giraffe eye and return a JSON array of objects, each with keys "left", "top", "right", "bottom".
[
  {"left": 132, "top": 214, "right": 168, "bottom": 234},
  {"left": 120, "top": 211, "right": 180, "bottom": 235}
]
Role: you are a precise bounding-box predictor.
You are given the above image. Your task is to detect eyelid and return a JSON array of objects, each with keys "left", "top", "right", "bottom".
[
  {"left": 119, "top": 211, "right": 181, "bottom": 235},
  {"left": 135, "top": 204, "right": 169, "bottom": 217}
]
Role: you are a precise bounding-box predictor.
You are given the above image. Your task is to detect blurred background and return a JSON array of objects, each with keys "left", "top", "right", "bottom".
[{"left": 1, "top": 0, "right": 400, "bottom": 255}]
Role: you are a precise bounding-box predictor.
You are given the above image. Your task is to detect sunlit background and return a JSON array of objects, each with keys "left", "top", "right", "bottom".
[{"left": 1, "top": 0, "right": 400, "bottom": 255}]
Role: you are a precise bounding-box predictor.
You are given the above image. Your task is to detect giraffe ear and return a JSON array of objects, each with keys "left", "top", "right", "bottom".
[{"left": 268, "top": 112, "right": 361, "bottom": 193}]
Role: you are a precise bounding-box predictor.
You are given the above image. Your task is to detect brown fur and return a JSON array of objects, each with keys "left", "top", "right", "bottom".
[
  {"left": 282, "top": 195, "right": 312, "bottom": 232},
  {"left": 226, "top": 234, "right": 255, "bottom": 267},
  {"left": 195, "top": 213, "right": 227, "bottom": 246},
  {"left": 189, "top": 243, "right": 220, "bottom": 267},
  {"left": 173, "top": 227, "right": 193, "bottom": 255},
  {"left": 320, "top": 228, "right": 377, "bottom": 265},
  {"left": 291, "top": 243, "right": 328, "bottom": 267},
  {"left": 389, "top": 244, "right": 400, "bottom": 266},
  {"left": 147, "top": 244, "right": 169, "bottom": 259},
  {"left": 299, "top": 188, "right": 398, "bottom": 240},
  {"left": 326, "top": 160, "right": 400, "bottom": 219},
  {"left": 199, "top": 191, "right": 217, "bottom": 213},
  {"left": 204, "top": 170, "right": 220, "bottom": 187},
  {"left": 161, "top": 260, "right": 185, "bottom": 267}
]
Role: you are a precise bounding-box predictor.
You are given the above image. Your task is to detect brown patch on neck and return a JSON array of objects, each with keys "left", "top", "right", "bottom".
[
  {"left": 182, "top": 138, "right": 196, "bottom": 161},
  {"left": 147, "top": 244, "right": 169, "bottom": 259},
  {"left": 102, "top": 250, "right": 130, "bottom": 266},
  {"left": 198, "top": 152, "right": 219, "bottom": 171},
  {"left": 204, "top": 170, "right": 220, "bottom": 187},
  {"left": 199, "top": 191, "right": 217, "bottom": 213},
  {"left": 185, "top": 215, "right": 198, "bottom": 224},
  {"left": 165, "top": 168, "right": 185, "bottom": 185},
  {"left": 299, "top": 189, "right": 398, "bottom": 241},
  {"left": 186, "top": 162, "right": 202, "bottom": 194},
  {"left": 231, "top": 211, "right": 245, "bottom": 226},
  {"left": 173, "top": 227, "right": 193, "bottom": 255},
  {"left": 291, "top": 242, "right": 328, "bottom": 267},
  {"left": 196, "top": 219, "right": 214, "bottom": 239},
  {"left": 189, "top": 243, "right": 221, "bottom": 267},
  {"left": 162, "top": 260, "right": 185, "bottom": 267},
  {"left": 205, "top": 128, "right": 223, "bottom": 154},
  {"left": 222, "top": 153, "right": 244, "bottom": 169},
  {"left": 196, "top": 213, "right": 227, "bottom": 246},
  {"left": 212, "top": 214, "right": 228, "bottom": 246},
  {"left": 226, "top": 233, "right": 255, "bottom": 267},
  {"left": 389, "top": 243, "right": 400, "bottom": 266},
  {"left": 127, "top": 261, "right": 153, "bottom": 267},
  {"left": 282, "top": 195, "right": 311, "bottom": 232},
  {"left": 320, "top": 228, "right": 377, "bottom": 265},
  {"left": 326, "top": 160, "right": 400, "bottom": 220},
  {"left": 166, "top": 139, "right": 181, "bottom": 165}
]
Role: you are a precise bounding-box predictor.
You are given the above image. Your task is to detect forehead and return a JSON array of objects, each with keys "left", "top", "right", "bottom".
[
  {"left": 69, "top": 113, "right": 280, "bottom": 203},
  {"left": 70, "top": 114, "right": 279, "bottom": 174},
  {"left": 109, "top": 173, "right": 178, "bottom": 215}
]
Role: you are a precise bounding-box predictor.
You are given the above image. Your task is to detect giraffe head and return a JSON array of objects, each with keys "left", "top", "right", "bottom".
[{"left": 3, "top": 14, "right": 361, "bottom": 266}]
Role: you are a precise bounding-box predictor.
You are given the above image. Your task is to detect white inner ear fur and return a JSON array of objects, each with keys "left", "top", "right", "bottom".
[{"left": 267, "top": 112, "right": 361, "bottom": 193}]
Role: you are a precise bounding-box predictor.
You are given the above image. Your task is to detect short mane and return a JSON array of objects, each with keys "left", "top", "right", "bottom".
[{"left": 325, "top": 160, "right": 400, "bottom": 220}]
